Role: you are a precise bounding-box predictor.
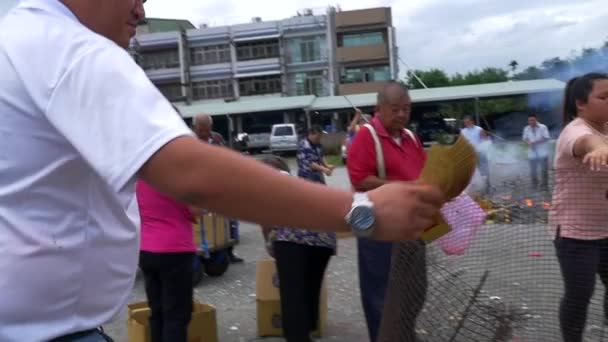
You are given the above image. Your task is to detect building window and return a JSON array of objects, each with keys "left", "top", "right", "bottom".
[
  {"left": 191, "top": 79, "right": 234, "bottom": 100},
  {"left": 190, "top": 44, "right": 231, "bottom": 66},
  {"left": 139, "top": 48, "right": 180, "bottom": 70},
  {"left": 157, "top": 83, "right": 182, "bottom": 101},
  {"left": 236, "top": 40, "right": 279, "bottom": 61},
  {"left": 341, "top": 65, "right": 391, "bottom": 84},
  {"left": 287, "top": 37, "right": 322, "bottom": 63},
  {"left": 340, "top": 31, "right": 385, "bottom": 48},
  {"left": 293, "top": 71, "right": 324, "bottom": 96},
  {"left": 238, "top": 75, "right": 282, "bottom": 96}
]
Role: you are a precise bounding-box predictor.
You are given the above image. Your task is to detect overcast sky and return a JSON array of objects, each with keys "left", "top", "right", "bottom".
[{"left": 2, "top": 0, "right": 607, "bottom": 76}]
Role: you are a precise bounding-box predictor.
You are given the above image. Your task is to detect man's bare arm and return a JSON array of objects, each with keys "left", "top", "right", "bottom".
[
  {"left": 139, "top": 136, "right": 352, "bottom": 232},
  {"left": 354, "top": 176, "right": 391, "bottom": 192},
  {"left": 139, "top": 136, "right": 445, "bottom": 241}
]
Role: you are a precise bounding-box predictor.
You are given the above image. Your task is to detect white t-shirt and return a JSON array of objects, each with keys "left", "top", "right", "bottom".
[
  {"left": 461, "top": 125, "right": 483, "bottom": 150},
  {"left": 0, "top": 1, "right": 192, "bottom": 340},
  {"left": 522, "top": 123, "right": 551, "bottom": 159}
]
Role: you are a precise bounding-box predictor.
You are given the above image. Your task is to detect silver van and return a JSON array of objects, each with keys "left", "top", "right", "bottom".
[{"left": 270, "top": 124, "right": 298, "bottom": 153}]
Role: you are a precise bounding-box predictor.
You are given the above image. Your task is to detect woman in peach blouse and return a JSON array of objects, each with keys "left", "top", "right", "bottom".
[{"left": 550, "top": 72, "right": 608, "bottom": 342}]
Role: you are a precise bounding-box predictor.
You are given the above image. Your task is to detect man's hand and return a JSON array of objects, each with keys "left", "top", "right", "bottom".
[{"left": 367, "top": 183, "right": 444, "bottom": 241}]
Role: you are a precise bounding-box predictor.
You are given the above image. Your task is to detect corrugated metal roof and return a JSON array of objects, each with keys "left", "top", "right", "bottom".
[
  {"left": 175, "top": 79, "right": 565, "bottom": 117},
  {"left": 311, "top": 79, "right": 566, "bottom": 111},
  {"left": 177, "top": 95, "right": 316, "bottom": 118}
]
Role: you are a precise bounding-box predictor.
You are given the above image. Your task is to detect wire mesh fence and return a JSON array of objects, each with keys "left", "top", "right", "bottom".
[{"left": 379, "top": 168, "right": 608, "bottom": 342}]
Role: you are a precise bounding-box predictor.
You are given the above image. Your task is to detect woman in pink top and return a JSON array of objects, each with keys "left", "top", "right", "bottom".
[
  {"left": 550, "top": 72, "right": 608, "bottom": 342},
  {"left": 137, "top": 179, "right": 199, "bottom": 342}
]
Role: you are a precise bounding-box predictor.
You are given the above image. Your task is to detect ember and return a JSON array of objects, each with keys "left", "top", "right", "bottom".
[{"left": 474, "top": 193, "right": 550, "bottom": 224}]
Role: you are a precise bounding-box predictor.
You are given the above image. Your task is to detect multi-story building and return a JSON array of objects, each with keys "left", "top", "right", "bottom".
[
  {"left": 134, "top": 7, "right": 398, "bottom": 102},
  {"left": 132, "top": 7, "right": 398, "bottom": 143},
  {"left": 334, "top": 7, "right": 399, "bottom": 95}
]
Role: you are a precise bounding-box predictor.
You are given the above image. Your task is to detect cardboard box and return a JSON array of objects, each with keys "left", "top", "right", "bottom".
[
  {"left": 256, "top": 259, "right": 327, "bottom": 337},
  {"left": 193, "top": 214, "right": 230, "bottom": 251},
  {"left": 127, "top": 301, "right": 218, "bottom": 342},
  {"left": 193, "top": 219, "right": 202, "bottom": 248},
  {"left": 205, "top": 214, "right": 229, "bottom": 250}
]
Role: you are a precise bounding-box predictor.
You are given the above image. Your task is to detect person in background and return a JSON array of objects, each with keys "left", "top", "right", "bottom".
[
  {"left": 478, "top": 129, "right": 493, "bottom": 190},
  {"left": 137, "top": 105, "right": 201, "bottom": 342},
  {"left": 137, "top": 179, "right": 202, "bottom": 342},
  {"left": 549, "top": 72, "right": 608, "bottom": 342},
  {"left": 523, "top": 113, "right": 551, "bottom": 189},
  {"left": 347, "top": 82, "right": 427, "bottom": 342},
  {"left": 344, "top": 110, "right": 373, "bottom": 161},
  {"left": 193, "top": 113, "right": 244, "bottom": 263},
  {"left": 348, "top": 109, "right": 373, "bottom": 138},
  {"left": 461, "top": 115, "right": 490, "bottom": 189},
  {"left": 298, "top": 125, "right": 335, "bottom": 182},
  {"left": 0, "top": 0, "right": 445, "bottom": 340},
  {"left": 260, "top": 155, "right": 335, "bottom": 342}
]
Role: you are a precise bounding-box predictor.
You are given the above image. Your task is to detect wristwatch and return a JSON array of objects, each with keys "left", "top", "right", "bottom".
[{"left": 345, "top": 192, "right": 376, "bottom": 238}]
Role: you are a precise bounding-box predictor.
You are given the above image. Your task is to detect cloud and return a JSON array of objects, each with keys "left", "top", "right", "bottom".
[
  {"left": 393, "top": 0, "right": 608, "bottom": 74},
  {"left": 14, "top": 0, "right": 594, "bottom": 77}
]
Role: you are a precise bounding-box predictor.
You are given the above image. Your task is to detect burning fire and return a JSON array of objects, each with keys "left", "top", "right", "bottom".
[{"left": 523, "top": 199, "right": 551, "bottom": 210}]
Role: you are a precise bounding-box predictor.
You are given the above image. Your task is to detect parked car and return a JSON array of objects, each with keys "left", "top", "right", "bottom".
[
  {"left": 270, "top": 124, "right": 299, "bottom": 154},
  {"left": 244, "top": 124, "right": 271, "bottom": 153},
  {"left": 410, "top": 112, "right": 458, "bottom": 147}
]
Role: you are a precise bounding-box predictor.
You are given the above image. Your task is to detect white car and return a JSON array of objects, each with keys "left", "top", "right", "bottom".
[{"left": 270, "top": 124, "right": 299, "bottom": 153}]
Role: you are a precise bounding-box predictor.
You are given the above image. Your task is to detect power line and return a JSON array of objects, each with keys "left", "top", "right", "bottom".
[{"left": 398, "top": 55, "right": 428, "bottom": 89}]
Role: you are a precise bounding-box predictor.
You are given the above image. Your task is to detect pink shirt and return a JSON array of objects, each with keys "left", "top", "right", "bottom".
[
  {"left": 549, "top": 118, "right": 608, "bottom": 240},
  {"left": 137, "top": 180, "right": 196, "bottom": 253}
]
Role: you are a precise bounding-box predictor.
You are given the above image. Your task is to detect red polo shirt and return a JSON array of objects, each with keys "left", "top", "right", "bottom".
[{"left": 347, "top": 117, "right": 426, "bottom": 190}]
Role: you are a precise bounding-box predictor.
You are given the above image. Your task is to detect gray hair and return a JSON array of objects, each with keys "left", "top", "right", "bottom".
[
  {"left": 376, "top": 81, "right": 409, "bottom": 105},
  {"left": 193, "top": 113, "right": 213, "bottom": 128}
]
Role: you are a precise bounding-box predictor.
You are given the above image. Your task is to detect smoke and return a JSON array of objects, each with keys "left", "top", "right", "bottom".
[{"left": 540, "top": 45, "right": 608, "bottom": 82}]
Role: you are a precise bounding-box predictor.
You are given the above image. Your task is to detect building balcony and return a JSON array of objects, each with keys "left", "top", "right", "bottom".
[
  {"left": 145, "top": 67, "right": 181, "bottom": 83},
  {"left": 134, "top": 31, "right": 180, "bottom": 50},
  {"left": 339, "top": 81, "right": 388, "bottom": 95},
  {"left": 336, "top": 43, "right": 388, "bottom": 63},
  {"left": 335, "top": 7, "right": 391, "bottom": 29},
  {"left": 235, "top": 58, "right": 281, "bottom": 77}
]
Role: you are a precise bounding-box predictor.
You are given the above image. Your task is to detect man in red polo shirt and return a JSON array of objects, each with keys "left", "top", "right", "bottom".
[{"left": 347, "top": 82, "right": 427, "bottom": 342}]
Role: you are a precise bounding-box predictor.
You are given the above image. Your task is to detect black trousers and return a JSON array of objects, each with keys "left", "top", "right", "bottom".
[
  {"left": 273, "top": 241, "right": 333, "bottom": 342},
  {"left": 555, "top": 233, "right": 608, "bottom": 342},
  {"left": 139, "top": 252, "right": 194, "bottom": 342},
  {"left": 357, "top": 238, "right": 393, "bottom": 342}
]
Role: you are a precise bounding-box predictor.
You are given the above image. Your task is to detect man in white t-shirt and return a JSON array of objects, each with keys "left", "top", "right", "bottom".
[
  {"left": 522, "top": 114, "right": 551, "bottom": 189},
  {"left": 461, "top": 115, "right": 490, "bottom": 190},
  {"left": 0, "top": 1, "right": 444, "bottom": 341}
]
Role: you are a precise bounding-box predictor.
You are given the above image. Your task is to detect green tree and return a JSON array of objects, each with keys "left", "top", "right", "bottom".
[
  {"left": 509, "top": 60, "right": 519, "bottom": 74},
  {"left": 514, "top": 66, "right": 544, "bottom": 80},
  {"left": 462, "top": 67, "right": 509, "bottom": 85},
  {"left": 407, "top": 69, "right": 451, "bottom": 89}
]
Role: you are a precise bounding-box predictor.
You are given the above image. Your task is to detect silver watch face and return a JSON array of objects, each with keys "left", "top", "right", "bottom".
[{"left": 351, "top": 205, "right": 375, "bottom": 232}]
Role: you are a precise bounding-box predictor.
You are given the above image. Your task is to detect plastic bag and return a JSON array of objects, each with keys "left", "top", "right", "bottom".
[{"left": 436, "top": 192, "right": 486, "bottom": 255}]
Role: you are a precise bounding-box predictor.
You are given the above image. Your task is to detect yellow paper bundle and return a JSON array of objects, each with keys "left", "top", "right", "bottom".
[{"left": 419, "top": 136, "right": 477, "bottom": 242}]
